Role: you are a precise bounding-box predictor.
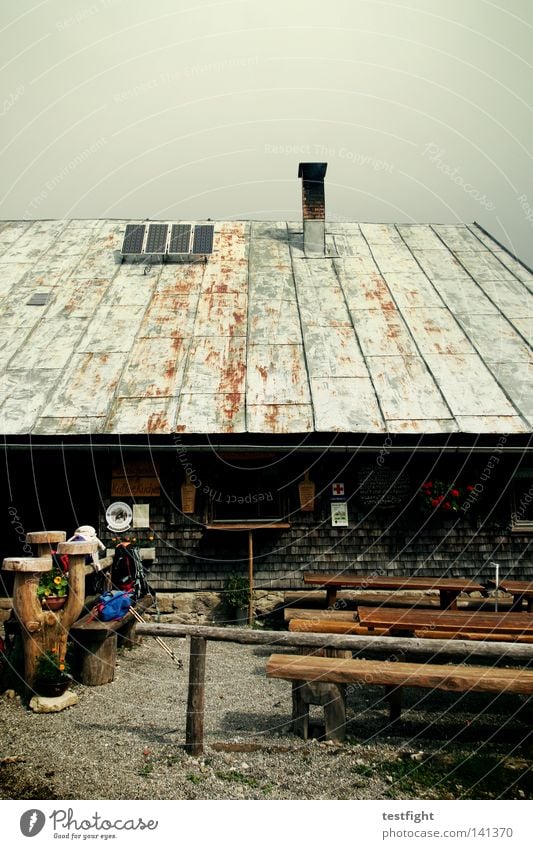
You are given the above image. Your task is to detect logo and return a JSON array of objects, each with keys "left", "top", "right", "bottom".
[{"left": 20, "top": 809, "right": 46, "bottom": 837}]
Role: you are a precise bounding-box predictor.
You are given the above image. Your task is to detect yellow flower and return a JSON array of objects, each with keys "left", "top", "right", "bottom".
[
  {"left": 44, "top": 588, "right": 51, "bottom": 596},
  {"left": 59, "top": 663, "right": 65, "bottom": 671},
  {"left": 53, "top": 576, "right": 62, "bottom": 586}
]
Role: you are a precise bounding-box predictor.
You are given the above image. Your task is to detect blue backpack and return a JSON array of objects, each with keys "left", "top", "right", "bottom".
[{"left": 97, "top": 590, "right": 132, "bottom": 621}]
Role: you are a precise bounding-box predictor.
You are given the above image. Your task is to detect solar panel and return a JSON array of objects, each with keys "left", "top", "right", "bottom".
[
  {"left": 122, "top": 224, "right": 145, "bottom": 254},
  {"left": 192, "top": 224, "right": 214, "bottom": 254},
  {"left": 169, "top": 224, "right": 191, "bottom": 253},
  {"left": 26, "top": 292, "right": 51, "bottom": 306},
  {"left": 145, "top": 223, "right": 168, "bottom": 254}
]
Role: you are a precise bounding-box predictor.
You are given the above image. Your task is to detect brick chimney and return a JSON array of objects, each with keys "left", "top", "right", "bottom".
[{"left": 298, "top": 162, "right": 327, "bottom": 255}]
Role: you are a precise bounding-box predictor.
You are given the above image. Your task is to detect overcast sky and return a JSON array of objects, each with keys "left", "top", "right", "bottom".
[{"left": 1, "top": 0, "right": 532, "bottom": 265}]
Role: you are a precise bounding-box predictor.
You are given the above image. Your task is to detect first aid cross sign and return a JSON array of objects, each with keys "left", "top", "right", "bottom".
[{"left": 332, "top": 482, "right": 345, "bottom": 497}]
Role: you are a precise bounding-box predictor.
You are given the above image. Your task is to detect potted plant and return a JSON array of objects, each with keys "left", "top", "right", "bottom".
[
  {"left": 225, "top": 575, "right": 250, "bottom": 626},
  {"left": 34, "top": 649, "right": 72, "bottom": 697},
  {"left": 37, "top": 561, "right": 68, "bottom": 610}
]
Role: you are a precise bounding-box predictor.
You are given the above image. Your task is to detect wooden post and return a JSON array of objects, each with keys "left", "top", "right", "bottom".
[
  {"left": 248, "top": 530, "right": 254, "bottom": 627},
  {"left": 185, "top": 636, "right": 207, "bottom": 755},
  {"left": 386, "top": 684, "right": 403, "bottom": 723},
  {"left": 26, "top": 531, "right": 66, "bottom": 558}
]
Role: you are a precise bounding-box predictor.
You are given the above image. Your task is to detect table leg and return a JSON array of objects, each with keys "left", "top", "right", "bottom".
[
  {"left": 440, "top": 590, "right": 458, "bottom": 610},
  {"left": 510, "top": 593, "right": 524, "bottom": 612},
  {"left": 326, "top": 586, "right": 338, "bottom": 608}
]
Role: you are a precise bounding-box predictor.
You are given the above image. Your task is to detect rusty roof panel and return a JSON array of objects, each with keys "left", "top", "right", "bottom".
[
  {"left": 482, "top": 364, "right": 533, "bottom": 426},
  {"left": 106, "top": 397, "right": 174, "bottom": 434},
  {"left": 249, "top": 298, "right": 302, "bottom": 344},
  {"left": 509, "top": 317, "right": 532, "bottom": 345},
  {"left": 33, "top": 416, "right": 106, "bottom": 435},
  {"left": 41, "top": 353, "right": 125, "bottom": 419},
  {"left": 45, "top": 278, "right": 111, "bottom": 319},
  {"left": 193, "top": 293, "right": 247, "bottom": 337},
  {"left": 493, "top": 252, "right": 533, "bottom": 286},
  {"left": 247, "top": 344, "right": 311, "bottom": 405},
  {"left": 370, "top": 244, "right": 421, "bottom": 274},
  {"left": 454, "top": 250, "right": 516, "bottom": 282},
  {"left": 101, "top": 267, "right": 158, "bottom": 307},
  {"left": 382, "top": 272, "right": 444, "bottom": 310},
  {"left": 0, "top": 262, "right": 34, "bottom": 297},
  {"left": 249, "top": 267, "right": 297, "bottom": 302},
  {"left": 424, "top": 353, "right": 517, "bottom": 417},
  {"left": 311, "top": 377, "right": 383, "bottom": 431},
  {"left": 431, "top": 277, "right": 498, "bottom": 315},
  {"left": 367, "top": 356, "right": 450, "bottom": 421},
  {"left": 402, "top": 307, "right": 475, "bottom": 355},
  {"left": 181, "top": 337, "right": 246, "bottom": 395},
  {"left": 477, "top": 279, "right": 531, "bottom": 318},
  {"left": 388, "top": 418, "right": 458, "bottom": 433},
  {"left": 118, "top": 336, "right": 189, "bottom": 398},
  {"left": 456, "top": 314, "right": 532, "bottom": 364},
  {"left": 212, "top": 222, "right": 249, "bottom": 262},
  {"left": 200, "top": 258, "right": 248, "bottom": 295},
  {"left": 337, "top": 268, "right": 395, "bottom": 312},
  {"left": 397, "top": 224, "right": 448, "bottom": 251},
  {"left": 303, "top": 325, "right": 368, "bottom": 379},
  {"left": 433, "top": 224, "right": 487, "bottom": 252},
  {"left": 0, "top": 368, "right": 61, "bottom": 434},
  {"left": 352, "top": 309, "right": 418, "bottom": 357},
  {"left": 8, "top": 320, "right": 85, "bottom": 370},
  {"left": 359, "top": 223, "right": 403, "bottom": 245},
  {"left": 80, "top": 305, "right": 146, "bottom": 354},
  {"left": 297, "top": 286, "right": 352, "bottom": 327},
  {"left": 455, "top": 415, "right": 529, "bottom": 434},
  {"left": 176, "top": 392, "right": 245, "bottom": 433},
  {"left": 413, "top": 249, "right": 471, "bottom": 281},
  {"left": 247, "top": 403, "right": 313, "bottom": 433},
  {"left": 0, "top": 322, "right": 33, "bottom": 370},
  {"left": 142, "top": 292, "right": 199, "bottom": 338}
]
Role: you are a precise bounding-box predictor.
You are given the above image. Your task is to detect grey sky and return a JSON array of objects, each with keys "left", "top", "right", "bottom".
[{"left": 1, "top": 0, "right": 532, "bottom": 265}]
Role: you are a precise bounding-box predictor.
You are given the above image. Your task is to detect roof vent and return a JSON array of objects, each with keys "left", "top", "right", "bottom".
[
  {"left": 26, "top": 292, "right": 51, "bottom": 306},
  {"left": 298, "top": 162, "right": 327, "bottom": 256}
]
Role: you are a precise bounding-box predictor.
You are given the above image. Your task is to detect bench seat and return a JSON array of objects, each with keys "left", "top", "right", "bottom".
[
  {"left": 266, "top": 653, "right": 533, "bottom": 741},
  {"left": 71, "top": 594, "right": 154, "bottom": 685}
]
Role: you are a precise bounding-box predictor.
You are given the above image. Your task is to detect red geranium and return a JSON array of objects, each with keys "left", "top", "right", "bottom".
[{"left": 451, "top": 488, "right": 460, "bottom": 497}]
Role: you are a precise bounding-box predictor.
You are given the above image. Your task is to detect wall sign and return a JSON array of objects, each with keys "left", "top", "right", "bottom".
[
  {"left": 106, "top": 502, "right": 133, "bottom": 532},
  {"left": 357, "top": 465, "right": 411, "bottom": 508},
  {"left": 111, "top": 460, "right": 160, "bottom": 497},
  {"left": 331, "top": 502, "right": 349, "bottom": 527},
  {"left": 332, "top": 482, "right": 345, "bottom": 499}
]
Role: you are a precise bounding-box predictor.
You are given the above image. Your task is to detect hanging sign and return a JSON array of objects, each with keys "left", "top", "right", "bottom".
[
  {"left": 106, "top": 501, "right": 133, "bottom": 533},
  {"left": 331, "top": 502, "right": 349, "bottom": 527},
  {"left": 331, "top": 482, "right": 345, "bottom": 499},
  {"left": 111, "top": 460, "right": 160, "bottom": 497}
]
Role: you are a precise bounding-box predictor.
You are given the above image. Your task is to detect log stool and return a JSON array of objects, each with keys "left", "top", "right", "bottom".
[{"left": 26, "top": 531, "right": 66, "bottom": 557}]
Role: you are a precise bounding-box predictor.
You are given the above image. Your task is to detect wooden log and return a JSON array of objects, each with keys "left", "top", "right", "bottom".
[
  {"left": 283, "top": 590, "right": 512, "bottom": 611},
  {"left": 57, "top": 541, "right": 98, "bottom": 556},
  {"left": 2, "top": 557, "right": 53, "bottom": 572},
  {"left": 185, "top": 636, "right": 207, "bottom": 755},
  {"left": 77, "top": 632, "right": 118, "bottom": 686},
  {"left": 135, "top": 622, "right": 533, "bottom": 666},
  {"left": 26, "top": 531, "right": 66, "bottom": 545},
  {"left": 324, "top": 684, "right": 347, "bottom": 742}
]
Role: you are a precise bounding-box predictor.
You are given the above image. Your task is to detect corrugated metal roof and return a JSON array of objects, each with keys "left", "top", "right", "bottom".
[{"left": 0, "top": 218, "right": 531, "bottom": 436}]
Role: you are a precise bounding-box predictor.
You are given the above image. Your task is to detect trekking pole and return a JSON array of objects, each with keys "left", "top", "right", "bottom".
[{"left": 128, "top": 605, "right": 183, "bottom": 669}]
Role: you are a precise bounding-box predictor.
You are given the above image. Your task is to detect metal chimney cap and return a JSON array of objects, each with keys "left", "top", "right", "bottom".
[{"left": 298, "top": 162, "right": 327, "bottom": 180}]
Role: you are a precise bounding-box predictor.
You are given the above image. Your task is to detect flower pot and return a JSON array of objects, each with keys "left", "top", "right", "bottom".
[
  {"left": 41, "top": 596, "right": 67, "bottom": 611},
  {"left": 34, "top": 675, "right": 72, "bottom": 698}
]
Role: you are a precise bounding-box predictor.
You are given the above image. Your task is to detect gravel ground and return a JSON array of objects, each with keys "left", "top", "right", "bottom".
[{"left": 1, "top": 638, "right": 532, "bottom": 800}]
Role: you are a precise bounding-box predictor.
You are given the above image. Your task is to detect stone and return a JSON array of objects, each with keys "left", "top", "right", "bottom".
[
  {"left": 4, "top": 689, "right": 16, "bottom": 699},
  {"left": 29, "top": 690, "right": 79, "bottom": 713}
]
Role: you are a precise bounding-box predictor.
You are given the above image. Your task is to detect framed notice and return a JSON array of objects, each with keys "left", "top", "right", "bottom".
[
  {"left": 111, "top": 460, "right": 160, "bottom": 497},
  {"left": 331, "top": 501, "right": 349, "bottom": 527}
]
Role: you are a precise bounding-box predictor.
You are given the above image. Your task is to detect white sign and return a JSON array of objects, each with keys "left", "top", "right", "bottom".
[
  {"left": 106, "top": 501, "right": 133, "bottom": 532},
  {"left": 331, "top": 501, "right": 348, "bottom": 527}
]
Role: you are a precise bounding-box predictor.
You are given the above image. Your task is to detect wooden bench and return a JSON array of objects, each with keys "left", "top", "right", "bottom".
[
  {"left": 70, "top": 594, "right": 154, "bottom": 686},
  {"left": 288, "top": 617, "right": 533, "bottom": 643},
  {"left": 487, "top": 579, "right": 533, "bottom": 612},
  {"left": 358, "top": 607, "right": 533, "bottom": 638},
  {"left": 266, "top": 653, "right": 533, "bottom": 742}
]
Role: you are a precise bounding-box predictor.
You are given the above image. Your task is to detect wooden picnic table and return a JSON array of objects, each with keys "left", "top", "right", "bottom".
[
  {"left": 357, "top": 607, "right": 533, "bottom": 637},
  {"left": 487, "top": 579, "right": 533, "bottom": 613},
  {"left": 303, "top": 573, "right": 486, "bottom": 610}
]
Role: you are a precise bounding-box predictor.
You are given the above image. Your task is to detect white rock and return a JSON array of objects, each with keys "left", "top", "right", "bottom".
[
  {"left": 29, "top": 690, "right": 79, "bottom": 713},
  {"left": 4, "top": 689, "right": 16, "bottom": 699}
]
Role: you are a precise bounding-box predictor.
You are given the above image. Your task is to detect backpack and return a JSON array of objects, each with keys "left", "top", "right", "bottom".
[
  {"left": 111, "top": 543, "right": 150, "bottom": 602},
  {"left": 97, "top": 590, "right": 131, "bottom": 621}
]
